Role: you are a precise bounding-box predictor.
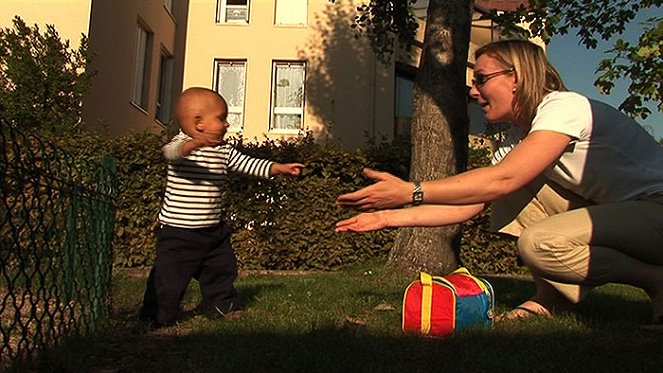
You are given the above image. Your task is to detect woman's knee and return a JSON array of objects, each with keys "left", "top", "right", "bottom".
[
  {"left": 517, "top": 224, "right": 591, "bottom": 281},
  {"left": 517, "top": 226, "right": 554, "bottom": 269}
]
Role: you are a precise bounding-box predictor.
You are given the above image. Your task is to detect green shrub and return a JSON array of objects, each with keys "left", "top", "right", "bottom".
[
  {"left": 107, "top": 132, "right": 166, "bottom": 267},
  {"left": 52, "top": 131, "right": 166, "bottom": 267},
  {"left": 0, "top": 16, "right": 94, "bottom": 136},
  {"left": 217, "top": 134, "right": 396, "bottom": 270}
]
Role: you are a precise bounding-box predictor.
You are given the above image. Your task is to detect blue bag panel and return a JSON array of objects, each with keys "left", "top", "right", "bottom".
[{"left": 455, "top": 293, "right": 493, "bottom": 330}]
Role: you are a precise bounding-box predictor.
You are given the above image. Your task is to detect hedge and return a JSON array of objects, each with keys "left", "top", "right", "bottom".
[{"left": 53, "top": 130, "right": 519, "bottom": 273}]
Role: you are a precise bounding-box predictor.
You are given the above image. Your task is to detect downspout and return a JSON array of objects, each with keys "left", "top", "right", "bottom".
[{"left": 370, "top": 53, "right": 377, "bottom": 139}]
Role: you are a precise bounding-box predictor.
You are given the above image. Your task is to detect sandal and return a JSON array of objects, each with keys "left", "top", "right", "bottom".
[{"left": 495, "top": 301, "right": 553, "bottom": 322}]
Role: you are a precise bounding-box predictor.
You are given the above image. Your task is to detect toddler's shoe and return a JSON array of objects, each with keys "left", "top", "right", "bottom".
[{"left": 196, "top": 299, "right": 243, "bottom": 319}]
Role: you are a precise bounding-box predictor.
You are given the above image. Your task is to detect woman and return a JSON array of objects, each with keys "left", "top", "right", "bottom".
[{"left": 336, "top": 39, "right": 663, "bottom": 322}]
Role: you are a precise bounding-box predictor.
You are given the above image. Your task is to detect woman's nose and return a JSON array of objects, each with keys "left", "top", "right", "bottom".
[{"left": 469, "top": 84, "right": 480, "bottom": 99}]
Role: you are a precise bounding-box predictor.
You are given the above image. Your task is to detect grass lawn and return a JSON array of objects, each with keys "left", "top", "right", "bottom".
[{"left": 20, "top": 260, "right": 663, "bottom": 372}]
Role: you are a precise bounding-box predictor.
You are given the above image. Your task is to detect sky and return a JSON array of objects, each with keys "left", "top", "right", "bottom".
[{"left": 546, "top": 6, "right": 663, "bottom": 140}]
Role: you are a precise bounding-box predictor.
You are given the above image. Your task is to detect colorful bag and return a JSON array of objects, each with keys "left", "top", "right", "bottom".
[{"left": 402, "top": 267, "right": 495, "bottom": 337}]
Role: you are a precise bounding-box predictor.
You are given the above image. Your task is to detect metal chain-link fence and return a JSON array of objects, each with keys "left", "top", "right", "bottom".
[{"left": 0, "top": 123, "right": 117, "bottom": 370}]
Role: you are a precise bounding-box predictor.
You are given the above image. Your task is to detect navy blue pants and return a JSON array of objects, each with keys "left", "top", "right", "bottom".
[{"left": 140, "top": 223, "right": 238, "bottom": 326}]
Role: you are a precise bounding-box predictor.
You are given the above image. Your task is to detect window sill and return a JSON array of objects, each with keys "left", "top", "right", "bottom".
[
  {"left": 215, "top": 22, "right": 249, "bottom": 26},
  {"left": 130, "top": 101, "right": 148, "bottom": 115},
  {"left": 274, "top": 24, "right": 307, "bottom": 28},
  {"left": 267, "top": 129, "right": 302, "bottom": 136}
]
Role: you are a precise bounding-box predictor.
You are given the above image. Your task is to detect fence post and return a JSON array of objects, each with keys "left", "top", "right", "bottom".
[{"left": 91, "top": 156, "right": 117, "bottom": 329}]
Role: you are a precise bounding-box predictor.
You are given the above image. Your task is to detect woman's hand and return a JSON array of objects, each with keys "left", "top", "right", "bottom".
[
  {"left": 336, "top": 212, "right": 389, "bottom": 233},
  {"left": 335, "top": 204, "right": 485, "bottom": 233},
  {"left": 337, "top": 168, "right": 412, "bottom": 210}
]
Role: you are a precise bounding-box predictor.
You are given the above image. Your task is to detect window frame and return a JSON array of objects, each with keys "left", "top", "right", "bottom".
[
  {"left": 131, "top": 22, "right": 152, "bottom": 110},
  {"left": 213, "top": 59, "right": 248, "bottom": 132},
  {"left": 156, "top": 50, "right": 174, "bottom": 125},
  {"left": 216, "top": 0, "right": 250, "bottom": 24},
  {"left": 269, "top": 60, "right": 306, "bottom": 133}
]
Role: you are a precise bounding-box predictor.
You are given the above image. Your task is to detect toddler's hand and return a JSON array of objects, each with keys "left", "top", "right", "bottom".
[
  {"left": 273, "top": 163, "right": 305, "bottom": 177},
  {"left": 190, "top": 132, "right": 222, "bottom": 148}
]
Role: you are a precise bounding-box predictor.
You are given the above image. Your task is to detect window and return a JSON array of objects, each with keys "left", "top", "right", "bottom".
[
  {"left": 156, "top": 51, "right": 174, "bottom": 124},
  {"left": 214, "top": 60, "right": 247, "bottom": 131},
  {"left": 393, "top": 65, "right": 415, "bottom": 136},
  {"left": 270, "top": 61, "right": 305, "bottom": 131},
  {"left": 216, "top": 0, "right": 250, "bottom": 24},
  {"left": 275, "top": 0, "right": 307, "bottom": 26},
  {"left": 131, "top": 23, "right": 152, "bottom": 109},
  {"left": 395, "top": 75, "right": 414, "bottom": 119},
  {"left": 394, "top": 74, "right": 414, "bottom": 137}
]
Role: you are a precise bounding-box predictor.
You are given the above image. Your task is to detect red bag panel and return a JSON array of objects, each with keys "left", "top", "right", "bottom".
[
  {"left": 402, "top": 282, "right": 455, "bottom": 337},
  {"left": 441, "top": 273, "right": 486, "bottom": 297}
]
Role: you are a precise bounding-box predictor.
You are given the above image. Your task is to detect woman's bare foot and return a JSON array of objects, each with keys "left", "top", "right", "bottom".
[{"left": 496, "top": 300, "right": 553, "bottom": 322}]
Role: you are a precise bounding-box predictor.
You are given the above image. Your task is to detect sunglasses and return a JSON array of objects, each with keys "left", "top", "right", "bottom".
[{"left": 471, "top": 67, "right": 515, "bottom": 88}]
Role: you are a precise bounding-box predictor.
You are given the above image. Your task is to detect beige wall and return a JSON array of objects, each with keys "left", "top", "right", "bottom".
[
  {"left": 183, "top": 0, "right": 394, "bottom": 149},
  {"left": 0, "top": 0, "right": 92, "bottom": 49},
  {"left": 83, "top": 0, "right": 185, "bottom": 135}
]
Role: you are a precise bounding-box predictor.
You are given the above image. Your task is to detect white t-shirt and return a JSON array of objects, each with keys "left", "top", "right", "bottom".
[{"left": 492, "top": 91, "right": 663, "bottom": 203}]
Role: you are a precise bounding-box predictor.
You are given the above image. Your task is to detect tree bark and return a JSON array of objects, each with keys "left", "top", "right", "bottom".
[{"left": 387, "top": 0, "right": 472, "bottom": 275}]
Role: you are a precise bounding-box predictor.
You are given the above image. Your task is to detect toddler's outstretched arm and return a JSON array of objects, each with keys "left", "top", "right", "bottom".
[
  {"left": 163, "top": 132, "right": 222, "bottom": 160},
  {"left": 270, "top": 163, "right": 305, "bottom": 177}
]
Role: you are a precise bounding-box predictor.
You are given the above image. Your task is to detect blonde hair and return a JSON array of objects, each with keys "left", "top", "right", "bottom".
[{"left": 475, "top": 39, "right": 567, "bottom": 127}]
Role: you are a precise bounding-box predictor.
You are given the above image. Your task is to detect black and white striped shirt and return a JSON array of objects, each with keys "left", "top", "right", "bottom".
[{"left": 157, "top": 131, "right": 274, "bottom": 228}]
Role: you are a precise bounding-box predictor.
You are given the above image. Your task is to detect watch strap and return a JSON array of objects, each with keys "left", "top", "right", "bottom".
[{"left": 412, "top": 181, "right": 423, "bottom": 206}]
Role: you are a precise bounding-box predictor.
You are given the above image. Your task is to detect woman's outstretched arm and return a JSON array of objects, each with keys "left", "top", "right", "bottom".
[{"left": 335, "top": 203, "right": 485, "bottom": 233}]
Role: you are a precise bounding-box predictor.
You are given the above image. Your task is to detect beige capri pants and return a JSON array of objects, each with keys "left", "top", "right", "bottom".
[{"left": 490, "top": 177, "right": 663, "bottom": 306}]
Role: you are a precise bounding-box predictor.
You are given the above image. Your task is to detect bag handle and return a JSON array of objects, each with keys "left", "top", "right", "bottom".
[
  {"left": 453, "top": 267, "right": 492, "bottom": 295},
  {"left": 420, "top": 272, "right": 433, "bottom": 334}
]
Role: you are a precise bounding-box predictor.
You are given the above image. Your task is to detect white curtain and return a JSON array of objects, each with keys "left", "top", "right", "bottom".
[
  {"left": 273, "top": 63, "right": 305, "bottom": 130},
  {"left": 219, "top": 0, "right": 249, "bottom": 23},
  {"left": 275, "top": 0, "right": 307, "bottom": 25},
  {"left": 217, "top": 61, "right": 246, "bottom": 130}
]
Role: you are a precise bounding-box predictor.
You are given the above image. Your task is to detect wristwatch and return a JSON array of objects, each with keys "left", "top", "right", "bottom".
[{"left": 412, "top": 181, "right": 423, "bottom": 206}]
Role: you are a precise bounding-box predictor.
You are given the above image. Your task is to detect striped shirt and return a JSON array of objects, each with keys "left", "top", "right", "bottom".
[{"left": 157, "top": 131, "right": 274, "bottom": 228}]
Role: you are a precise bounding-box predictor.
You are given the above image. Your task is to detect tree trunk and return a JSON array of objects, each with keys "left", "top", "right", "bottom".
[{"left": 387, "top": 0, "right": 472, "bottom": 276}]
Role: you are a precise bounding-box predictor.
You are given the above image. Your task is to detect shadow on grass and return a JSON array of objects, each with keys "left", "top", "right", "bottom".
[{"left": 14, "top": 274, "right": 663, "bottom": 373}]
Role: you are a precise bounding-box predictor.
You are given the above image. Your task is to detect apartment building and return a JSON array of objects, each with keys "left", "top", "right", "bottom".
[
  {"left": 81, "top": 0, "right": 187, "bottom": 136},
  {"left": 0, "top": 0, "right": 185, "bottom": 137},
  {"left": 0, "top": 0, "right": 525, "bottom": 149}
]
